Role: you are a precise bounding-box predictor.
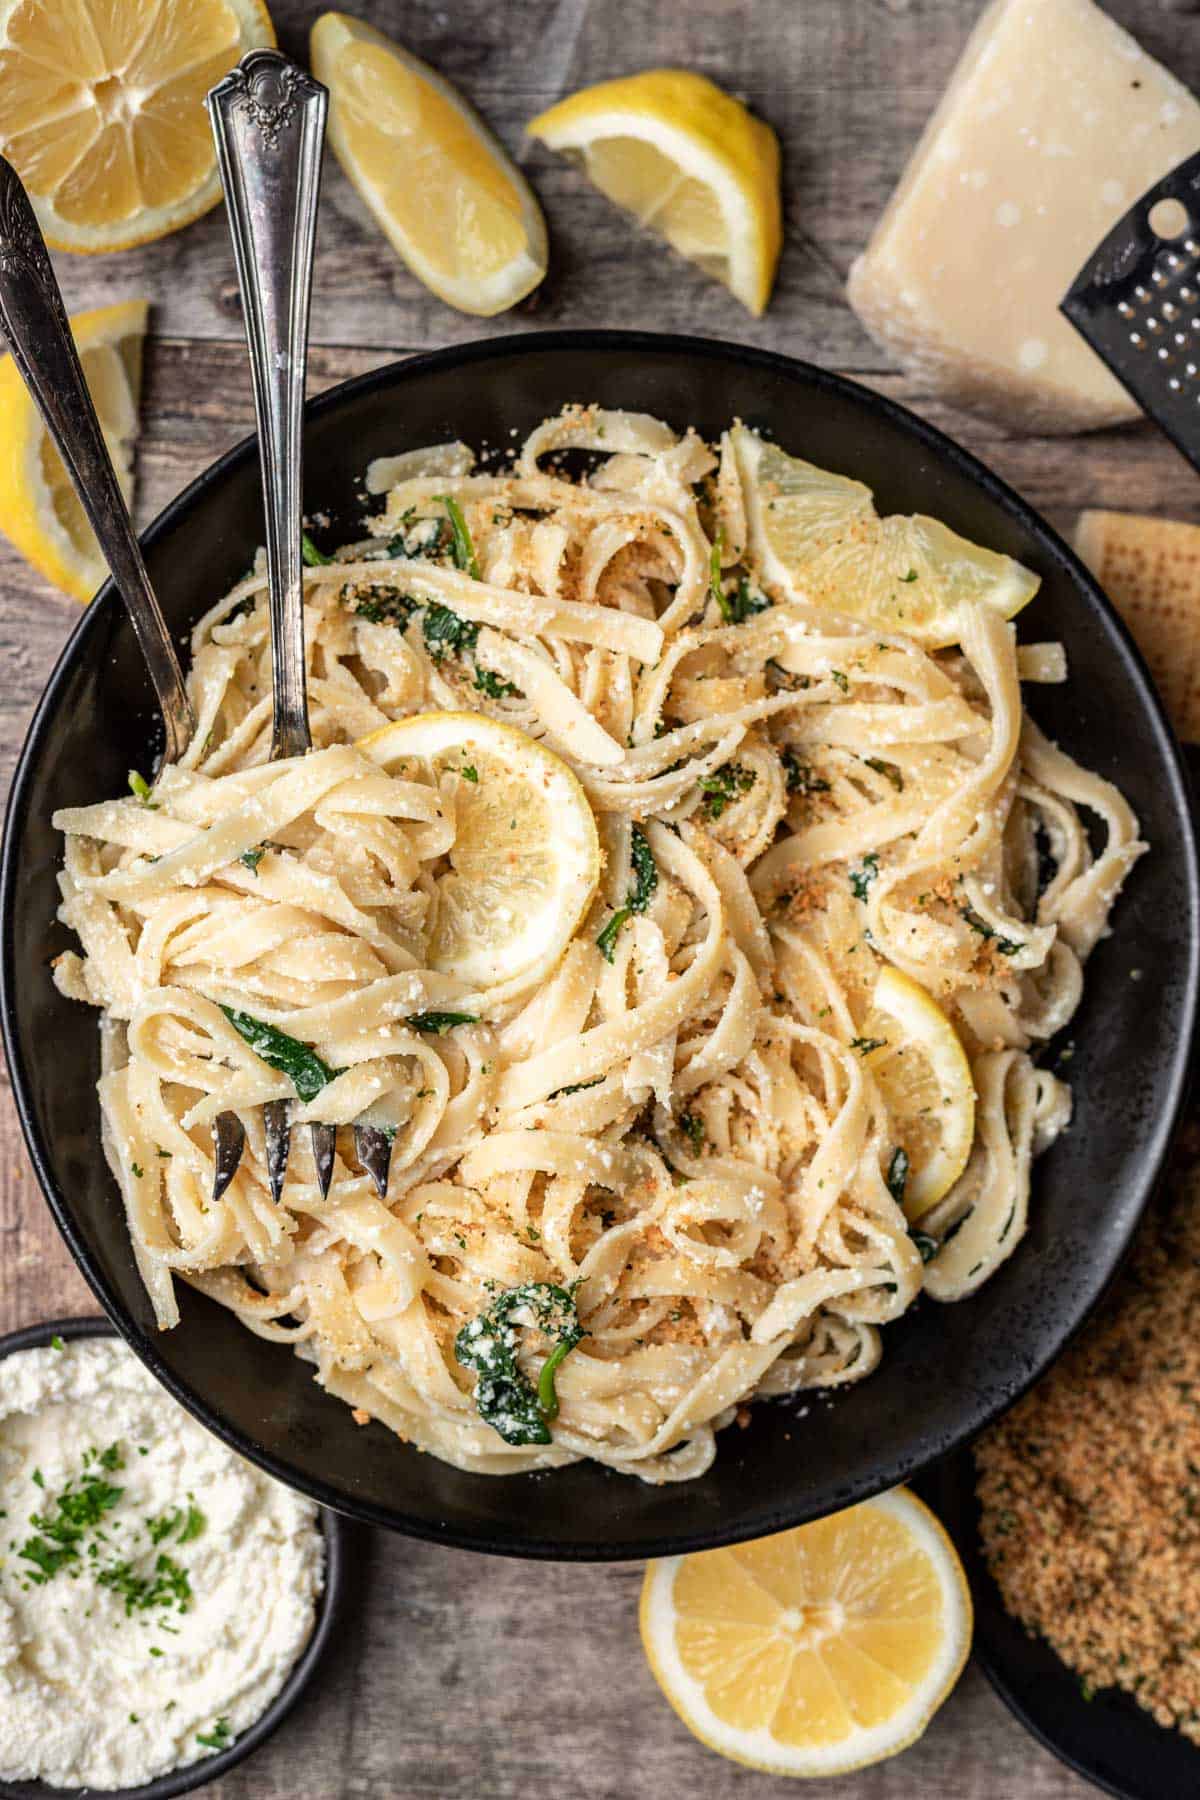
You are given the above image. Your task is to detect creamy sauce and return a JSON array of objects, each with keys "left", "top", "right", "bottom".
[{"left": 0, "top": 1336, "right": 323, "bottom": 1790}]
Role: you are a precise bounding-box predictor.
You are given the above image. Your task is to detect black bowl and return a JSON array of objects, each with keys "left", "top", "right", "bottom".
[
  {"left": 0, "top": 1316, "right": 347, "bottom": 1800},
  {"left": 2, "top": 330, "right": 1196, "bottom": 1559},
  {"left": 927, "top": 1450, "right": 1200, "bottom": 1800}
]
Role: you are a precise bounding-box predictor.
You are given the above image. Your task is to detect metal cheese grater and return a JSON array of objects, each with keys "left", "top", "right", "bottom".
[{"left": 1062, "top": 150, "right": 1200, "bottom": 472}]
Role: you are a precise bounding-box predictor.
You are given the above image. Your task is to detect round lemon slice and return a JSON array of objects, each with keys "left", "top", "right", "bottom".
[
  {"left": 0, "top": 298, "right": 146, "bottom": 602},
  {"left": 312, "top": 12, "right": 547, "bottom": 317},
  {"left": 730, "top": 425, "right": 1040, "bottom": 646},
  {"left": 640, "top": 1489, "right": 972, "bottom": 1778},
  {"left": 359, "top": 712, "right": 600, "bottom": 990},
  {"left": 859, "top": 965, "right": 976, "bottom": 1219},
  {"left": 528, "top": 70, "right": 781, "bottom": 317},
  {"left": 0, "top": 0, "right": 276, "bottom": 253}
]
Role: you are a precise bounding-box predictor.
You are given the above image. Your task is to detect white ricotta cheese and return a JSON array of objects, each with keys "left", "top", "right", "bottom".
[{"left": 0, "top": 1336, "right": 324, "bottom": 1790}]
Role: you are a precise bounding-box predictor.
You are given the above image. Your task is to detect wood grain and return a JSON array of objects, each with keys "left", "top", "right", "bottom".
[{"left": 1, "top": 0, "right": 1191, "bottom": 1791}]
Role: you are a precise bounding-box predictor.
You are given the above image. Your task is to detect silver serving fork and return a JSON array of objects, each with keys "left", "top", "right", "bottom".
[
  {"left": 0, "top": 159, "right": 195, "bottom": 759},
  {"left": 208, "top": 52, "right": 391, "bottom": 1206}
]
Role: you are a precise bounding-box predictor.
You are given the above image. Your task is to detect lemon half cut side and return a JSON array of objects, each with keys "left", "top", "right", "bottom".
[
  {"left": 0, "top": 0, "right": 277, "bottom": 252},
  {"left": 640, "top": 1489, "right": 972, "bottom": 1778},
  {"left": 358, "top": 712, "right": 600, "bottom": 991}
]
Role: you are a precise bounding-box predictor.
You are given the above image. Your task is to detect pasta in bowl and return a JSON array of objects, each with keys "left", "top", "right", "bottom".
[{"left": 49, "top": 404, "right": 1145, "bottom": 1485}]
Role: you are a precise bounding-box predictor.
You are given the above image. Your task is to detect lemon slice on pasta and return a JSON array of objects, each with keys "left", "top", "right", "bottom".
[
  {"left": 359, "top": 712, "right": 600, "bottom": 989},
  {"left": 731, "top": 426, "right": 1039, "bottom": 647},
  {"left": 640, "top": 1489, "right": 972, "bottom": 1777},
  {"left": 858, "top": 966, "right": 975, "bottom": 1219}
]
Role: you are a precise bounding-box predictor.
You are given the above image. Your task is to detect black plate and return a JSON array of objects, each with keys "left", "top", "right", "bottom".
[
  {"left": 928, "top": 1451, "right": 1200, "bottom": 1800},
  {"left": 2, "top": 329, "right": 1197, "bottom": 1559},
  {"left": 0, "top": 1316, "right": 348, "bottom": 1800}
]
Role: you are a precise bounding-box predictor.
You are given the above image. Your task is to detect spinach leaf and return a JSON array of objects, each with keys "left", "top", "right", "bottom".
[
  {"left": 849, "top": 852, "right": 880, "bottom": 901},
  {"left": 220, "top": 1006, "right": 340, "bottom": 1104},
  {"left": 455, "top": 1282, "right": 584, "bottom": 1445},
  {"left": 405, "top": 1010, "right": 480, "bottom": 1035},
  {"left": 422, "top": 602, "right": 479, "bottom": 662},
  {"left": 473, "top": 666, "right": 520, "bottom": 699},
  {"left": 699, "top": 762, "right": 755, "bottom": 820},
  {"left": 596, "top": 826, "right": 657, "bottom": 962},
  {"left": 301, "top": 531, "right": 332, "bottom": 567},
  {"left": 718, "top": 575, "right": 771, "bottom": 625},
  {"left": 438, "top": 495, "right": 480, "bottom": 579},
  {"left": 960, "top": 905, "right": 1023, "bottom": 957},
  {"left": 781, "top": 749, "right": 830, "bottom": 797}
]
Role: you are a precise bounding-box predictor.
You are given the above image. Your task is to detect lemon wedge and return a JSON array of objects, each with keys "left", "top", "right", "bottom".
[
  {"left": 640, "top": 1489, "right": 972, "bottom": 1778},
  {"left": 528, "top": 70, "right": 781, "bottom": 316},
  {"left": 731, "top": 425, "right": 1040, "bottom": 645},
  {"left": 311, "top": 12, "right": 547, "bottom": 317},
  {"left": 859, "top": 966, "right": 975, "bottom": 1219},
  {"left": 359, "top": 712, "right": 600, "bottom": 989},
  {"left": 0, "top": 0, "right": 276, "bottom": 253},
  {"left": 0, "top": 299, "right": 147, "bottom": 603}
]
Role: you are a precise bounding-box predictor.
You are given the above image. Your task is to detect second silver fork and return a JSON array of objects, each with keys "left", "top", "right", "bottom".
[{"left": 207, "top": 51, "right": 393, "bottom": 1206}]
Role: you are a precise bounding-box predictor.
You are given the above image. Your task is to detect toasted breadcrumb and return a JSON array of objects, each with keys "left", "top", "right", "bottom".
[{"left": 976, "top": 1151, "right": 1200, "bottom": 1741}]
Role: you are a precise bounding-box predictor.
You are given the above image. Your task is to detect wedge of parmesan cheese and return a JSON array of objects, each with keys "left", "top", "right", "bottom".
[
  {"left": 1076, "top": 509, "right": 1200, "bottom": 737},
  {"left": 847, "top": 0, "right": 1200, "bottom": 434}
]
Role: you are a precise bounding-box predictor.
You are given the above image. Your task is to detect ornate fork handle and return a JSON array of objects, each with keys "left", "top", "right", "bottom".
[
  {"left": 0, "top": 157, "right": 194, "bottom": 762},
  {"left": 207, "top": 50, "right": 327, "bottom": 761}
]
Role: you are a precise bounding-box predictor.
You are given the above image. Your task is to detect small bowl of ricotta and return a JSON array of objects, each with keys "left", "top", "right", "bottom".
[{"left": 0, "top": 1318, "right": 346, "bottom": 1799}]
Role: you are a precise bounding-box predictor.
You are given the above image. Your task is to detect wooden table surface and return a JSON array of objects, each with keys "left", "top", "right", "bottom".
[{"left": 3, "top": 1, "right": 1197, "bottom": 1793}]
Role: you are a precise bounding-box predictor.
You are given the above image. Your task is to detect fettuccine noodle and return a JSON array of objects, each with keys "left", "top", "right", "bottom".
[{"left": 51, "top": 407, "right": 1145, "bottom": 1482}]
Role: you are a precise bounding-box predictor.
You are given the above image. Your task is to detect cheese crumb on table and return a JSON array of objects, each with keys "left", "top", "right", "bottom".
[{"left": 847, "top": 0, "right": 1200, "bottom": 434}]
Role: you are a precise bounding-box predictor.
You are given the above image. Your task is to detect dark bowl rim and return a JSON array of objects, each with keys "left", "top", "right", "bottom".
[
  {"left": 0, "top": 1315, "right": 347, "bottom": 1800},
  {"left": 2, "top": 326, "right": 1196, "bottom": 1559}
]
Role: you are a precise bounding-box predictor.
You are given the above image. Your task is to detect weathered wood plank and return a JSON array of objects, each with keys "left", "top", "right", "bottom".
[{"left": 41, "top": 0, "right": 1200, "bottom": 356}]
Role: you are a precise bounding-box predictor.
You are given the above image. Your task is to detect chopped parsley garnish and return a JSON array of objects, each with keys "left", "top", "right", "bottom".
[
  {"left": 830, "top": 668, "right": 850, "bottom": 693},
  {"left": 220, "top": 1006, "right": 341, "bottom": 1104},
  {"left": 405, "top": 1010, "right": 479, "bottom": 1035},
  {"left": 301, "top": 530, "right": 332, "bottom": 566},
  {"left": 679, "top": 1111, "right": 706, "bottom": 1153},
  {"left": 127, "top": 769, "right": 157, "bottom": 808},
  {"left": 17, "top": 1447, "right": 125, "bottom": 1584},
  {"left": 709, "top": 530, "right": 725, "bottom": 613},
  {"left": 473, "top": 666, "right": 520, "bottom": 699},
  {"left": 849, "top": 852, "right": 880, "bottom": 901},
  {"left": 99, "top": 1551, "right": 192, "bottom": 1617},
  {"left": 455, "top": 1282, "right": 584, "bottom": 1445},
  {"left": 459, "top": 763, "right": 479, "bottom": 783},
  {"left": 900, "top": 568, "right": 918, "bottom": 583},
  {"left": 50, "top": 1334, "right": 64, "bottom": 1351},
  {"left": 196, "top": 1719, "right": 233, "bottom": 1751},
  {"left": 850, "top": 1035, "right": 888, "bottom": 1055},
  {"left": 781, "top": 749, "right": 830, "bottom": 797},
  {"left": 960, "top": 905, "right": 1024, "bottom": 957},
  {"left": 699, "top": 762, "right": 756, "bottom": 820},
  {"left": 438, "top": 494, "right": 480, "bottom": 579},
  {"left": 596, "top": 826, "right": 657, "bottom": 962},
  {"left": 131, "top": 1162, "right": 144, "bottom": 1179},
  {"left": 865, "top": 756, "right": 904, "bottom": 792},
  {"left": 422, "top": 601, "right": 479, "bottom": 662},
  {"left": 886, "top": 1147, "right": 909, "bottom": 1206},
  {"left": 239, "top": 844, "right": 267, "bottom": 875}
]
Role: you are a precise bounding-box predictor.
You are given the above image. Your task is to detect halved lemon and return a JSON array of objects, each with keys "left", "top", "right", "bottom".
[
  {"left": 731, "top": 426, "right": 1040, "bottom": 646},
  {"left": 0, "top": 298, "right": 146, "bottom": 602},
  {"left": 859, "top": 965, "right": 975, "bottom": 1219},
  {"left": 312, "top": 12, "right": 547, "bottom": 317},
  {"left": 640, "top": 1489, "right": 972, "bottom": 1778},
  {"left": 528, "top": 70, "right": 781, "bottom": 317},
  {"left": 0, "top": 0, "right": 276, "bottom": 253},
  {"left": 359, "top": 712, "right": 600, "bottom": 989}
]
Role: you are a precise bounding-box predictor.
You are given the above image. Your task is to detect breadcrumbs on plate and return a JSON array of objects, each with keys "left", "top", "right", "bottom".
[{"left": 975, "top": 1156, "right": 1200, "bottom": 1742}]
